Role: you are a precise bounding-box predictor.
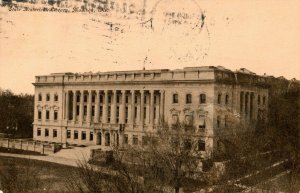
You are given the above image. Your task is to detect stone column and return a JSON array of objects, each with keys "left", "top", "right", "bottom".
[
  {"left": 102, "top": 90, "right": 108, "bottom": 123},
  {"left": 120, "top": 90, "right": 126, "bottom": 124},
  {"left": 94, "top": 90, "right": 100, "bottom": 123},
  {"left": 111, "top": 90, "right": 117, "bottom": 124},
  {"left": 159, "top": 90, "right": 165, "bottom": 124},
  {"left": 72, "top": 90, "right": 77, "bottom": 122},
  {"left": 130, "top": 90, "right": 135, "bottom": 125},
  {"left": 87, "top": 90, "right": 92, "bottom": 123},
  {"left": 149, "top": 90, "right": 154, "bottom": 126},
  {"left": 140, "top": 90, "right": 144, "bottom": 125},
  {"left": 66, "top": 91, "right": 70, "bottom": 120},
  {"left": 79, "top": 90, "right": 84, "bottom": 123}
]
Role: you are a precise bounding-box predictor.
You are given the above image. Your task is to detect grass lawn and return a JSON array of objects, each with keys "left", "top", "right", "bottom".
[{"left": 0, "top": 156, "right": 78, "bottom": 193}]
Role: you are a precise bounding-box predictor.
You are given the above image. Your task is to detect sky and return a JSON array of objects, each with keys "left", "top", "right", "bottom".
[{"left": 0, "top": 0, "right": 300, "bottom": 94}]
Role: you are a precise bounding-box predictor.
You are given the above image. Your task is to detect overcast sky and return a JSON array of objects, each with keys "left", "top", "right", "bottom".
[{"left": 0, "top": 0, "right": 299, "bottom": 94}]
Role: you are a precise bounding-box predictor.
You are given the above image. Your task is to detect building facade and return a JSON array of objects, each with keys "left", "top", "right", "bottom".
[{"left": 32, "top": 66, "right": 269, "bottom": 157}]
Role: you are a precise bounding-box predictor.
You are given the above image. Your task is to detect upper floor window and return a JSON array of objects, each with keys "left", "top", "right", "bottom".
[
  {"left": 224, "top": 115, "right": 228, "bottom": 128},
  {"left": 54, "top": 111, "right": 58, "bottom": 120},
  {"left": 46, "top": 94, "right": 50, "bottom": 101},
  {"left": 84, "top": 94, "right": 88, "bottom": 103},
  {"left": 92, "top": 94, "right": 95, "bottom": 103},
  {"left": 82, "top": 131, "right": 86, "bottom": 140},
  {"left": 37, "top": 128, "right": 41, "bottom": 136},
  {"left": 225, "top": 94, "right": 229, "bottom": 105},
  {"left": 217, "top": 116, "right": 221, "bottom": 128},
  {"left": 218, "top": 93, "right": 222, "bottom": 104},
  {"left": 200, "top": 94, "right": 206, "bottom": 104},
  {"left": 38, "top": 93, "right": 42, "bottom": 101},
  {"left": 54, "top": 94, "right": 58, "bottom": 102},
  {"left": 258, "top": 95, "right": 261, "bottom": 105},
  {"left": 38, "top": 110, "right": 42, "bottom": 120},
  {"left": 99, "top": 95, "right": 103, "bottom": 103},
  {"left": 53, "top": 129, "right": 57, "bottom": 138},
  {"left": 46, "top": 110, "right": 50, "bottom": 120},
  {"left": 117, "top": 94, "right": 120, "bottom": 104},
  {"left": 77, "top": 95, "right": 80, "bottom": 103},
  {"left": 186, "top": 94, "right": 192, "bottom": 104},
  {"left": 173, "top": 94, "right": 178, "bottom": 104},
  {"left": 133, "top": 135, "right": 138, "bottom": 145},
  {"left": 198, "top": 140, "right": 205, "bottom": 151},
  {"left": 263, "top": 96, "right": 266, "bottom": 105},
  {"left": 67, "top": 130, "right": 71, "bottom": 138},
  {"left": 45, "top": 128, "right": 49, "bottom": 137}
]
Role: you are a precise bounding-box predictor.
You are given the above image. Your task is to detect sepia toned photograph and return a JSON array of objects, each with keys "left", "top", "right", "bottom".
[{"left": 0, "top": 0, "right": 300, "bottom": 192}]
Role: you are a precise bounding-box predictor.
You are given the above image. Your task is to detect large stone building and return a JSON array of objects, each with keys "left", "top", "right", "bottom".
[{"left": 32, "top": 66, "right": 269, "bottom": 157}]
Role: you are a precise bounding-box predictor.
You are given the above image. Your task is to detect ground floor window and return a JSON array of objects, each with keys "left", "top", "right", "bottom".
[
  {"left": 105, "top": 133, "right": 110, "bottom": 146},
  {"left": 198, "top": 140, "right": 205, "bottom": 151},
  {"left": 37, "top": 128, "right": 41, "bottom": 136},
  {"left": 45, "top": 128, "right": 49, "bottom": 137},
  {"left": 124, "top": 134, "right": 128, "bottom": 144},
  {"left": 53, "top": 129, "right": 57, "bottom": 138},
  {"left": 90, "top": 132, "right": 94, "bottom": 141},
  {"left": 74, "top": 130, "right": 78, "bottom": 139},
  {"left": 82, "top": 131, "right": 86, "bottom": 140},
  {"left": 133, "top": 135, "right": 138, "bottom": 145},
  {"left": 67, "top": 130, "right": 71, "bottom": 138}
]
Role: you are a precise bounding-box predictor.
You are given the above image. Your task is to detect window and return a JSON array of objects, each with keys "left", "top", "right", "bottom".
[
  {"left": 108, "top": 106, "right": 111, "bottom": 123},
  {"left": 218, "top": 93, "right": 222, "bottom": 104},
  {"left": 117, "top": 94, "right": 120, "bottom": 103},
  {"left": 125, "top": 95, "right": 129, "bottom": 104},
  {"left": 173, "top": 94, "right": 178, "bottom": 104},
  {"left": 133, "top": 135, "right": 138, "bottom": 145},
  {"left": 45, "top": 128, "right": 49, "bottom": 137},
  {"left": 46, "top": 94, "right": 50, "bottom": 101},
  {"left": 105, "top": 133, "right": 110, "bottom": 146},
  {"left": 54, "top": 94, "right": 58, "bottom": 101},
  {"left": 108, "top": 95, "right": 112, "bottom": 104},
  {"left": 54, "top": 111, "right": 58, "bottom": 120},
  {"left": 38, "top": 94, "right": 42, "bottom": 101},
  {"left": 116, "top": 106, "right": 120, "bottom": 123},
  {"left": 92, "top": 94, "right": 95, "bottom": 103},
  {"left": 186, "top": 94, "right": 192, "bottom": 104},
  {"left": 263, "top": 96, "right": 266, "bottom": 105},
  {"left": 144, "top": 95, "right": 147, "bottom": 104},
  {"left": 172, "top": 114, "right": 179, "bottom": 125},
  {"left": 46, "top": 110, "right": 50, "bottom": 120},
  {"left": 67, "top": 130, "right": 71, "bottom": 138},
  {"left": 74, "top": 130, "right": 78, "bottom": 139},
  {"left": 142, "top": 136, "right": 148, "bottom": 146},
  {"left": 38, "top": 110, "right": 42, "bottom": 120},
  {"left": 240, "top": 92, "right": 244, "bottom": 112},
  {"left": 154, "top": 107, "right": 156, "bottom": 119},
  {"left": 77, "top": 95, "right": 80, "bottom": 102},
  {"left": 135, "top": 95, "right": 138, "bottom": 104},
  {"left": 217, "top": 116, "right": 221, "bottom": 128},
  {"left": 198, "top": 140, "right": 205, "bottom": 151},
  {"left": 125, "top": 107, "right": 128, "bottom": 123},
  {"left": 199, "top": 116, "right": 205, "bottom": 130},
  {"left": 154, "top": 96, "right": 157, "bottom": 105},
  {"left": 185, "top": 115, "right": 193, "bottom": 125},
  {"left": 134, "top": 107, "right": 137, "bottom": 119},
  {"left": 124, "top": 134, "right": 128, "bottom": 144},
  {"left": 84, "top": 94, "right": 88, "bottom": 103},
  {"left": 200, "top": 94, "right": 206, "bottom": 104},
  {"left": 53, "top": 129, "right": 57, "bottom": 138},
  {"left": 258, "top": 95, "right": 261, "bottom": 105},
  {"left": 184, "top": 139, "right": 192, "bottom": 150},
  {"left": 143, "top": 107, "right": 146, "bottom": 119},
  {"left": 37, "top": 128, "right": 41, "bottom": 136},
  {"left": 92, "top": 106, "right": 95, "bottom": 117},
  {"left": 100, "top": 106, "right": 103, "bottom": 117},
  {"left": 84, "top": 106, "right": 87, "bottom": 116},
  {"left": 82, "top": 131, "right": 86, "bottom": 140},
  {"left": 76, "top": 105, "right": 80, "bottom": 116},
  {"left": 100, "top": 95, "right": 103, "bottom": 103},
  {"left": 225, "top": 115, "right": 228, "bottom": 128},
  {"left": 225, "top": 94, "right": 229, "bottom": 105},
  {"left": 90, "top": 132, "right": 94, "bottom": 141}
]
